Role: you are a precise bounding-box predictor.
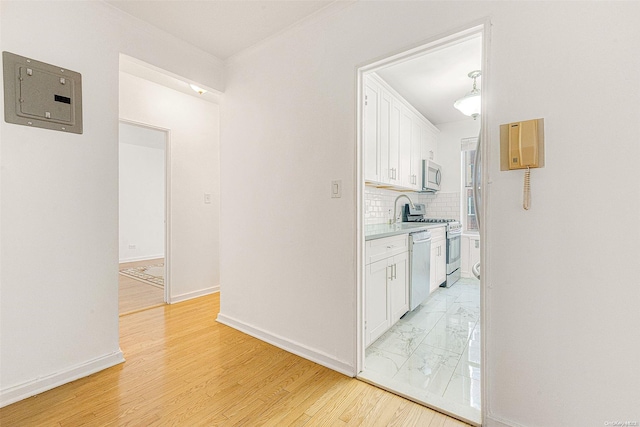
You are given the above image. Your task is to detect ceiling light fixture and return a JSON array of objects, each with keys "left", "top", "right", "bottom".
[
  {"left": 189, "top": 84, "right": 207, "bottom": 95},
  {"left": 453, "top": 70, "right": 481, "bottom": 119}
]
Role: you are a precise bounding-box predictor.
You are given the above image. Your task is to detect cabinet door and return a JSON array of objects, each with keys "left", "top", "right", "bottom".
[
  {"left": 410, "top": 118, "right": 422, "bottom": 190},
  {"left": 365, "top": 259, "right": 391, "bottom": 347},
  {"left": 421, "top": 124, "right": 437, "bottom": 163},
  {"left": 470, "top": 238, "right": 480, "bottom": 269},
  {"left": 430, "top": 239, "right": 446, "bottom": 291},
  {"left": 389, "top": 252, "right": 409, "bottom": 323},
  {"left": 430, "top": 241, "right": 439, "bottom": 293},
  {"left": 363, "top": 79, "right": 380, "bottom": 182},
  {"left": 436, "top": 240, "right": 447, "bottom": 286},
  {"left": 388, "top": 99, "right": 401, "bottom": 184},
  {"left": 379, "top": 91, "right": 392, "bottom": 183},
  {"left": 399, "top": 106, "right": 412, "bottom": 188}
]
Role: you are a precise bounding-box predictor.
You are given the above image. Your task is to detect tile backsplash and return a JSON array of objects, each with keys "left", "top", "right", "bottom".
[{"left": 364, "top": 186, "right": 460, "bottom": 225}]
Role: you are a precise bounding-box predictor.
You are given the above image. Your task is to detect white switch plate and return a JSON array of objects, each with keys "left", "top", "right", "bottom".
[
  {"left": 128, "top": 244, "right": 136, "bottom": 250},
  {"left": 331, "top": 180, "right": 342, "bottom": 198},
  {"left": 204, "top": 193, "right": 212, "bottom": 204}
]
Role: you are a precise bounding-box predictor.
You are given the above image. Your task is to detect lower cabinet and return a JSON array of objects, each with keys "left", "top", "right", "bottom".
[
  {"left": 461, "top": 234, "right": 481, "bottom": 278},
  {"left": 365, "top": 238, "right": 409, "bottom": 347},
  {"left": 365, "top": 258, "right": 391, "bottom": 347},
  {"left": 389, "top": 251, "right": 409, "bottom": 324},
  {"left": 430, "top": 227, "right": 447, "bottom": 292}
]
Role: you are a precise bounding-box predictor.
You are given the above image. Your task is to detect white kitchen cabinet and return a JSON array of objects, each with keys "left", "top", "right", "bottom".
[
  {"left": 388, "top": 97, "right": 401, "bottom": 184},
  {"left": 430, "top": 227, "right": 447, "bottom": 292},
  {"left": 365, "top": 258, "right": 391, "bottom": 346},
  {"left": 421, "top": 123, "right": 437, "bottom": 164},
  {"left": 389, "top": 250, "right": 409, "bottom": 323},
  {"left": 399, "top": 105, "right": 412, "bottom": 189},
  {"left": 461, "top": 234, "right": 481, "bottom": 278},
  {"left": 363, "top": 79, "right": 380, "bottom": 182},
  {"left": 363, "top": 74, "right": 439, "bottom": 191},
  {"left": 379, "top": 91, "right": 393, "bottom": 184},
  {"left": 365, "top": 235, "right": 409, "bottom": 347},
  {"left": 410, "top": 117, "right": 422, "bottom": 190}
]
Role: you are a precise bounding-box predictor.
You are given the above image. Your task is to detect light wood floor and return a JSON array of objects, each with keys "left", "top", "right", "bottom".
[
  {"left": 0, "top": 293, "right": 470, "bottom": 426},
  {"left": 118, "top": 258, "right": 164, "bottom": 315}
]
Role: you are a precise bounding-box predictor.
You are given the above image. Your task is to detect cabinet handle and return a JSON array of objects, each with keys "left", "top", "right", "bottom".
[
  {"left": 388, "top": 265, "right": 393, "bottom": 280},
  {"left": 392, "top": 263, "right": 397, "bottom": 280}
]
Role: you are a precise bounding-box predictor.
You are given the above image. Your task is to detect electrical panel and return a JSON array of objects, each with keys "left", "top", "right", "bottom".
[{"left": 3, "top": 51, "right": 83, "bottom": 134}]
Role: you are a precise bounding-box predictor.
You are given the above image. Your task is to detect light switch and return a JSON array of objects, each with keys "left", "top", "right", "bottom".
[
  {"left": 204, "top": 193, "right": 212, "bottom": 204},
  {"left": 331, "top": 180, "right": 342, "bottom": 198}
]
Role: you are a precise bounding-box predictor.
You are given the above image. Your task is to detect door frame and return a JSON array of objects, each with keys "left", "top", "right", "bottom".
[
  {"left": 118, "top": 118, "right": 172, "bottom": 303},
  {"left": 355, "top": 18, "right": 491, "bottom": 424}
]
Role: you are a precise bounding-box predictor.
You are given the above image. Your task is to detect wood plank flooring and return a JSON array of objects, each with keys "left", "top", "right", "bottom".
[
  {"left": 118, "top": 258, "right": 164, "bottom": 315},
  {"left": 0, "top": 293, "right": 470, "bottom": 426}
]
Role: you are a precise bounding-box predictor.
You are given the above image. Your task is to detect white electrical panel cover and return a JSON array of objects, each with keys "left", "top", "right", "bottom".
[{"left": 3, "top": 51, "right": 83, "bottom": 134}]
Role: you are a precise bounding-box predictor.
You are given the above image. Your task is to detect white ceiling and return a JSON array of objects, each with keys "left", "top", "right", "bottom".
[
  {"left": 108, "top": 1, "right": 481, "bottom": 125},
  {"left": 375, "top": 36, "right": 483, "bottom": 125},
  {"left": 106, "top": 0, "right": 336, "bottom": 60}
]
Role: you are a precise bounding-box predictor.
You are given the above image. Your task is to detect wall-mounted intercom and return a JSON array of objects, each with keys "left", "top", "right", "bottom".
[
  {"left": 3, "top": 51, "right": 83, "bottom": 134},
  {"left": 500, "top": 118, "right": 544, "bottom": 210}
]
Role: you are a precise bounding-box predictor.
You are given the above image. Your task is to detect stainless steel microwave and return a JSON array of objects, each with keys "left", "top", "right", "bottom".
[{"left": 422, "top": 160, "right": 442, "bottom": 192}]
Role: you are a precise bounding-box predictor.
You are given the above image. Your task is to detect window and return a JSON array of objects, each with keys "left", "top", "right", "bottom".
[{"left": 461, "top": 137, "right": 478, "bottom": 233}]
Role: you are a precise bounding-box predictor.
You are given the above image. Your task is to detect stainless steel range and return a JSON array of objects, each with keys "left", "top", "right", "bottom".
[{"left": 403, "top": 204, "right": 462, "bottom": 287}]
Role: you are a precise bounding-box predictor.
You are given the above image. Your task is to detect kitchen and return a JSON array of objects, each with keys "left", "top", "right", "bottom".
[{"left": 359, "top": 32, "right": 482, "bottom": 425}]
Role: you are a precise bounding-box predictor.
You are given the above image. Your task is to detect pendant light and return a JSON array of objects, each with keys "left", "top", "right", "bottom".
[{"left": 453, "top": 70, "right": 481, "bottom": 119}]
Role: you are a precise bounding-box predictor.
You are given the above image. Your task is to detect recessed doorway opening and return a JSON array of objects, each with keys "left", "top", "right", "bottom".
[
  {"left": 118, "top": 121, "right": 171, "bottom": 315},
  {"left": 356, "top": 22, "right": 488, "bottom": 426}
]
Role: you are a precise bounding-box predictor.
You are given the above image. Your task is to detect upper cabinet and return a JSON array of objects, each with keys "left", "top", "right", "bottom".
[
  {"left": 363, "top": 74, "right": 439, "bottom": 192},
  {"left": 363, "top": 80, "right": 380, "bottom": 182}
]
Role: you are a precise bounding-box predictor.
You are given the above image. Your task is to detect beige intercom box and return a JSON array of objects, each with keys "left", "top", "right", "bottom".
[{"left": 500, "top": 118, "right": 544, "bottom": 171}]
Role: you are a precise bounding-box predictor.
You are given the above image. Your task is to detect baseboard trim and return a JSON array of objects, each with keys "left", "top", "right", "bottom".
[
  {"left": 485, "top": 413, "right": 524, "bottom": 427},
  {"left": 119, "top": 254, "right": 164, "bottom": 263},
  {"left": 0, "top": 350, "right": 125, "bottom": 408},
  {"left": 216, "top": 313, "right": 355, "bottom": 377},
  {"left": 169, "top": 285, "right": 218, "bottom": 304}
]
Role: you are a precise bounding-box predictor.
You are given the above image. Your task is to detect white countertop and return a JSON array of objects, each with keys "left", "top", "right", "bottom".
[{"left": 365, "top": 223, "right": 447, "bottom": 240}]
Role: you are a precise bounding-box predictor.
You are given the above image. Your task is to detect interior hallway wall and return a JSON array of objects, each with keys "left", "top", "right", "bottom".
[
  {"left": 219, "top": 2, "right": 640, "bottom": 426},
  {"left": 119, "top": 123, "right": 166, "bottom": 263},
  {"left": 0, "top": 0, "right": 222, "bottom": 406},
  {"left": 119, "top": 71, "right": 220, "bottom": 303}
]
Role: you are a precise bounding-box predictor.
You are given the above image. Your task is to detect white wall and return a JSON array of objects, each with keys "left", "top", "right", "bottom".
[
  {"left": 437, "top": 119, "right": 481, "bottom": 193},
  {"left": 119, "top": 72, "right": 220, "bottom": 303},
  {"left": 119, "top": 123, "right": 166, "bottom": 263},
  {"left": 219, "top": 2, "right": 640, "bottom": 426},
  {"left": 0, "top": 0, "right": 222, "bottom": 406}
]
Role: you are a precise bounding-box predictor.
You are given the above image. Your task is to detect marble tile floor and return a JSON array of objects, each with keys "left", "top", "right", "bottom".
[{"left": 359, "top": 277, "right": 481, "bottom": 425}]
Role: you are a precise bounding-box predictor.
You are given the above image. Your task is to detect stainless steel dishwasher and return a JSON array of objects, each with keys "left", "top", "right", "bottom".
[{"left": 408, "top": 230, "right": 432, "bottom": 311}]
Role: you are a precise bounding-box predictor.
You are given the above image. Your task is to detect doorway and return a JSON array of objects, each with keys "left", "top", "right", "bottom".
[
  {"left": 356, "top": 24, "right": 487, "bottom": 426},
  {"left": 118, "top": 121, "right": 170, "bottom": 315}
]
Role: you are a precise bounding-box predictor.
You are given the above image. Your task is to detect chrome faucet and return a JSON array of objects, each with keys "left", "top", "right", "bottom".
[{"left": 393, "top": 194, "right": 415, "bottom": 224}]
